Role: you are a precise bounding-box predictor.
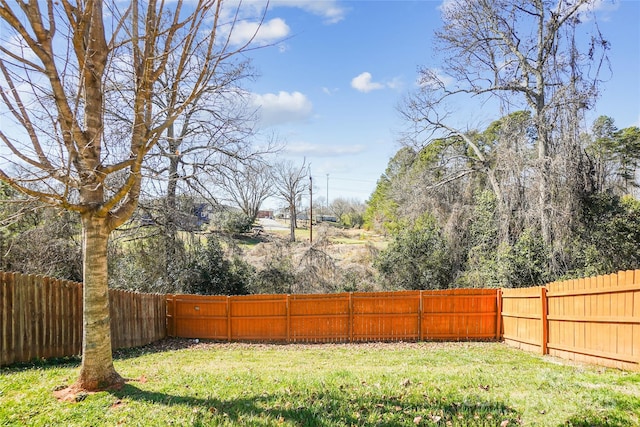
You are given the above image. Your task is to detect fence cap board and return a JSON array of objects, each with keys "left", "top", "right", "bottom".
[
  {"left": 502, "top": 287, "right": 543, "bottom": 297},
  {"left": 290, "top": 292, "right": 350, "bottom": 300}
]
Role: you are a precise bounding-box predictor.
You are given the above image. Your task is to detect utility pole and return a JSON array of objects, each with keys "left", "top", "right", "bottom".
[
  {"left": 309, "top": 168, "right": 313, "bottom": 243},
  {"left": 326, "top": 173, "right": 329, "bottom": 214}
]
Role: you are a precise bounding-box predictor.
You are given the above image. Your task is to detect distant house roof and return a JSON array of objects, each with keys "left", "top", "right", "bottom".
[{"left": 257, "top": 210, "right": 274, "bottom": 218}]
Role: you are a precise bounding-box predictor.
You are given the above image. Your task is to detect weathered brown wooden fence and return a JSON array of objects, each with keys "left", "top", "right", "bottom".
[
  {"left": 166, "top": 289, "right": 501, "bottom": 343},
  {"left": 110, "top": 288, "right": 167, "bottom": 350},
  {"left": 0, "top": 272, "right": 166, "bottom": 366},
  {"left": 502, "top": 270, "right": 640, "bottom": 370}
]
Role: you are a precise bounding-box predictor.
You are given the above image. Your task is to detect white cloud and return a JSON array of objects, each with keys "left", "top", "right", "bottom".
[
  {"left": 322, "top": 87, "right": 339, "bottom": 96},
  {"left": 251, "top": 91, "right": 313, "bottom": 126},
  {"left": 438, "top": 0, "right": 619, "bottom": 21},
  {"left": 1, "top": 34, "right": 38, "bottom": 64},
  {"left": 438, "top": 0, "right": 459, "bottom": 13},
  {"left": 222, "top": 0, "right": 347, "bottom": 25},
  {"left": 578, "top": 0, "right": 620, "bottom": 22},
  {"left": 577, "top": 0, "right": 620, "bottom": 14},
  {"left": 285, "top": 142, "right": 365, "bottom": 157},
  {"left": 416, "top": 68, "right": 454, "bottom": 89},
  {"left": 229, "top": 18, "right": 290, "bottom": 46},
  {"left": 350, "top": 72, "right": 402, "bottom": 93},
  {"left": 351, "top": 72, "right": 384, "bottom": 93},
  {"left": 270, "top": 0, "right": 347, "bottom": 24},
  {"left": 278, "top": 44, "right": 290, "bottom": 53},
  {"left": 387, "top": 77, "right": 404, "bottom": 90}
]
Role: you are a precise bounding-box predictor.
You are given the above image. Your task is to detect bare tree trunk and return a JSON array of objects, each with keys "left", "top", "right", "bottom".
[
  {"left": 536, "top": 113, "right": 553, "bottom": 248},
  {"left": 165, "top": 123, "right": 180, "bottom": 287},
  {"left": 0, "top": 0, "right": 266, "bottom": 395},
  {"left": 289, "top": 203, "right": 296, "bottom": 242},
  {"left": 77, "top": 215, "right": 124, "bottom": 390},
  {"left": 272, "top": 159, "right": 308, "bottom": 242}
]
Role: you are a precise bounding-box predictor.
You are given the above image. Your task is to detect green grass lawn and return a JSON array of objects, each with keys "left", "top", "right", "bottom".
[{"left": 1, "top": 341, "right": 638, "bottom": 426}]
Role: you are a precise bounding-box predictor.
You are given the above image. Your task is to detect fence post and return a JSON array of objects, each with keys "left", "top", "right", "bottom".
[
  {"left": 226, "top": 296, "right": 231, "bottom": 342},
  {"left": 16, "top": 273, "right": 25, "bottom": 363},
  {"left": 540, "top": 287, "right": 548, "bottom": 355},
  {"left": 348, "top": 292, "right": 353, "bottom": 343},
  {"left": 286, "top": 294, "right": 291, "bottom": 343},
  {"left": 418, "top": 290, "right": 423, "bottom": 342},
  {"left": 496, "top": 288, "right": 503, "bottom": 340},
  {"left": 168, "top": 295, "right": 175, "bottom": 337}
]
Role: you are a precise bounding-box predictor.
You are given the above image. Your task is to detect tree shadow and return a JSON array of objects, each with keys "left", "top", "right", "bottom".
[
  {"left": 112, "top": 338, "right": 206, "bottom": 361},
  {"left": 559, "top": 392, "right": 640, "bottom": 427},
  {"left": 1, "top": 339, "right": 199, "bottom": 370},
  {"left": 109, "top": 383, "right": 324, "bottom": 426},
  {"left": 110, "top": 383, "right": 522, "bottom": 426},
  {"left": 0, "top": 355, "right": 81, "bottom": 372}
]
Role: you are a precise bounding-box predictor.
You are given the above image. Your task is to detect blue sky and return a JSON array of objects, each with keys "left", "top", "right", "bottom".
[{"left": 236, "top": 0, "right": 640, "bottom": 208}]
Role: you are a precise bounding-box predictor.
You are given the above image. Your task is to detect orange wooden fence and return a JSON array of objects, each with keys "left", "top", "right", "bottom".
[
  {"left": 3, "top": 270, "right": 639, "bottom": 371},
  {"left": 166, "top": 289, "right": 501, "bottom": 343},
  {"left": 502, "top": 286, "right": 546, "bottom": 354},
  {"left": 0, "top": 272, "right": 166, "bottom": 366},
  {"left": 502, "top": 270, "right": 640, "bottom": 370}
]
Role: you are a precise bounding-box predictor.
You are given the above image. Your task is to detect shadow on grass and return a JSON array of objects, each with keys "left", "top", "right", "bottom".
[
  {"left": 111, "top": 383, "right": 522, "bottom": 426},
  {"left": 110, "top": 384, "right": 324, "bottom": 426},
  {"left": 0, "top": 339, "right": 191, "bottom": 371},
  {"left": 1, "top": 339, "right": 215, "bottom": 372},
  {"left": 0, "top": 355, "right": 81, "bottom": 372},
  {"left": 112, "top": 338, "right": 206, "bottom": 361},
  {"left": 562, "top": 414, "right": 636, "bottom": 427},
  {"left": 560, "top": 392, "right": 640, "bottom": 427},
  {"left": 1, "top": 339, "right": 192, "bottom": 371}
]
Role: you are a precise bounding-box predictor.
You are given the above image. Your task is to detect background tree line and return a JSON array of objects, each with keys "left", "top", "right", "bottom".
[
  {"left": 366, "top": 0, "right": 640, "bottom": 290},
  {"left": 366, "top": 114, "right": 640, "bottom": 290},
  {"left": 1, "top": 181, "right": 374, "bottom": 296},
  {"left": 2, "top": 0, "right": 638, "bottom": 303}
]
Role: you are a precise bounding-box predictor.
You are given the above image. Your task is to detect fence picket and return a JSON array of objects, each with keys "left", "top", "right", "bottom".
[{"left": 1, "top": 273, "right": 14, "bottom": 365}]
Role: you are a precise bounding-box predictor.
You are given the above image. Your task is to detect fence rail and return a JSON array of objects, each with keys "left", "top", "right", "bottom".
[
  {"left": 0, "top": 272, "right": 166, "bottom": 366},
  {"left": 167, "top": 289, "right": 500, "bottom": 343}
]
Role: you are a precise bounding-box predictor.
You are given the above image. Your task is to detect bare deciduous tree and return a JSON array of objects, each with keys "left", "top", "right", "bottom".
[
  {"left": 330, "top": 197, "right": 365, "bottom": 227},
  {"left": 0, "top": 0, "right": 262, "bottom": 391},
  {"left": 401, "top": 0, "right": 608, "bottom": 272},
  {"left": 128, "top": 43, "right": 264, "bottom": 290},
  {"left": 272, "top": 159, "right": 308, "bottom": 242},
  {"left": 217, "top": 159, "right": 274, "bottom": 224}
]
